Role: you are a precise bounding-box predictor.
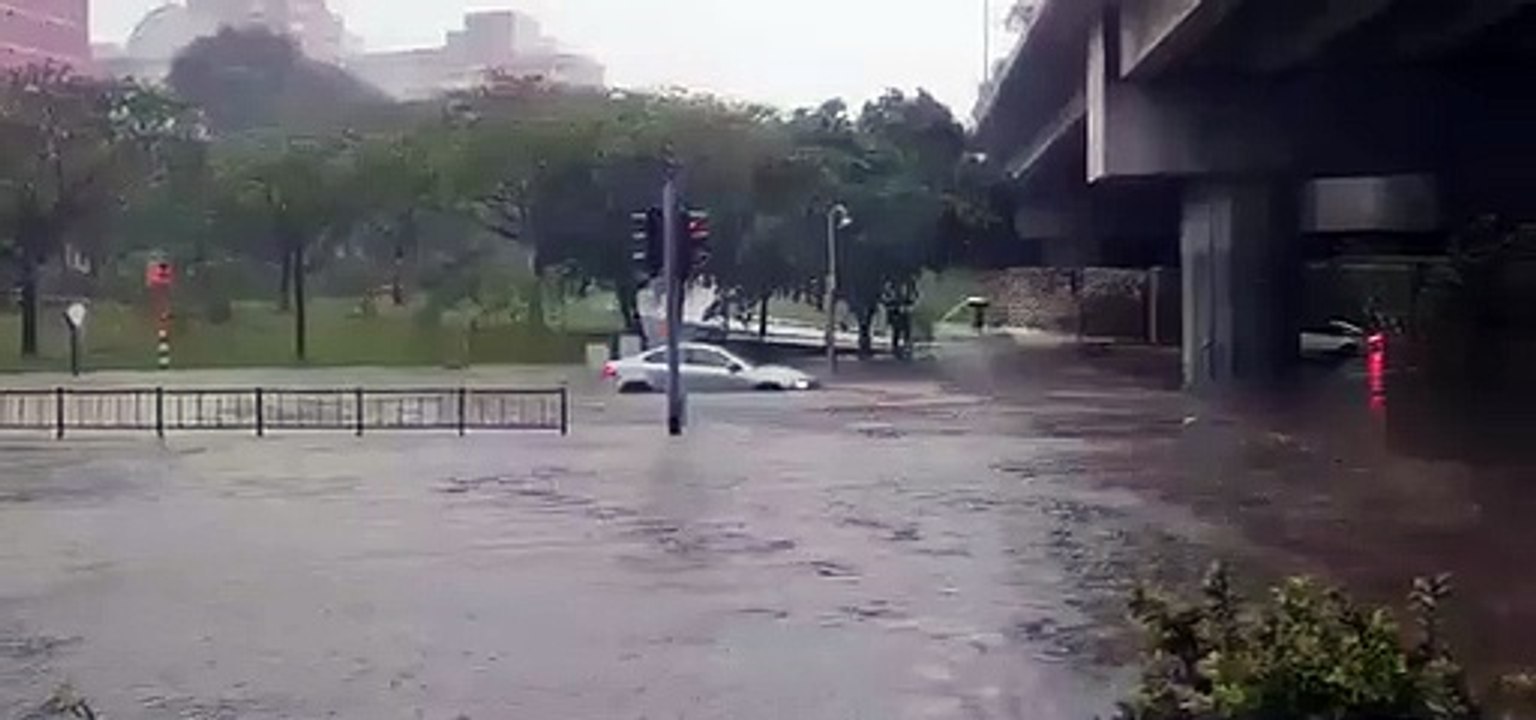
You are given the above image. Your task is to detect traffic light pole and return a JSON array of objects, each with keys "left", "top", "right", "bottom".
[
  {"left": 825, "top": 209, "right": 840, "bottom": 373},
  {"left": 662, "top": 177, "right": 686, "bottom": 436}
]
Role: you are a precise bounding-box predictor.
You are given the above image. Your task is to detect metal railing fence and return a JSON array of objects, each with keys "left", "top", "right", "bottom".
[{"left": 0, "top": 387, "right": 569, "bottom": 438}]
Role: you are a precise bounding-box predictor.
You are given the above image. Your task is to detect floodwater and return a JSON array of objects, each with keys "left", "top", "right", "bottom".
[
  {"left": 942, "top": 339, "right": 1536, "bottom": 683},
  {"left": 0, "top": 344, "right": 1531, "bottom": 718}
]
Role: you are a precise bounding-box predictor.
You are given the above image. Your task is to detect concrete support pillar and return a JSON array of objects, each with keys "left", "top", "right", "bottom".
[{"left": 1181, "top": 179, "right": 1301, "bottom": 389}]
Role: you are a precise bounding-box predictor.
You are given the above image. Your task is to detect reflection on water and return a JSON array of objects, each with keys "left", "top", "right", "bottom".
[
  {"left": 971, "top": 338, "right": 1536, "bottom": 685},
  {"left": 1367, "top": 342, "right": 1388, "bottom": 417},
  {"left": 1281, "top": 339, "right": 1536, "bottom": 684},
  {"left": 1383, "top": 344, "right": 1536, "bottom": 466}
]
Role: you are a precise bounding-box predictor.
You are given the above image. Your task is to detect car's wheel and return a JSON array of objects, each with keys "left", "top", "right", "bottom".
[
  {"left": 619, "top": 381, "right": 654, "bottom": 394},
  {"left": 754, "top": 383, "right": 785, "bottom": 392}
]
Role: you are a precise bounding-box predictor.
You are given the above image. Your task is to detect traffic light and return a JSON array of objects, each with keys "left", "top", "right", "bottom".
[
  {"left": 678, "top": 209, "right": 711, "bottom": 281},
  {"left": 630, "top": 208, "right": 663, "bottom": 282},
  {"left": 633, "top": 205, "right": 710, "bottom": 283}
]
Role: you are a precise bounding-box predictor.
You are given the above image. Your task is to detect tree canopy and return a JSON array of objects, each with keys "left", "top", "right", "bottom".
[
  {"left": 168, "top": 27, "right": 388, "bottom": 134},
  {"left": 2, "top": 50, "right": 1004, "bottom": 361},
  {"left": 0, "top": 64, "right": 201, "bottom": 355}
]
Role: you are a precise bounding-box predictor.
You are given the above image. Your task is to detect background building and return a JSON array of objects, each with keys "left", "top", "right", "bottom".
[
  {"left": 0, "top": 0, "right": 91, "bottom": 71},
  {"left": 346, "top": 11, "right": 605, "bottom": 100},
  {"left": 100, "top": 0, "right": 345, "bottom": 80},
  {"left": 97, "top": 3, "right": 599, "bottom": 96}
]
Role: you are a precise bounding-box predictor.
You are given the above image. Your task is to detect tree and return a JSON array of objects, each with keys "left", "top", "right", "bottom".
[
  {"left": 857, "top": 90, "right": 967, "bottom": 186},
  {"left": 717, "top": 150, "right": 829, "bottom": 337},
  {"left": 214, "top": 138, "right": 362, "bottom": 360},
  {"left": 167, "top": 27, "right": 386, "bottom": 134},
  {"left": 442, "top": 86, "right": 788, "bottom": 335},
  {"left": 446, "top": 114, "right": 602, "bottom": 328},
  {"left": 1007, "top": 1, "right": 1042, "bottom": 32},
  {"left": 441, "top": 86, "right": 970, "bottom": 355},
  {"left": 771, "top": 90, "right": 967, "bottom": 356},
  {"left": 353, "top": 136, "right": 452, "bottom": 305},
  {"left": 0, "top": 65, "right": 201, "bottom": 357}
]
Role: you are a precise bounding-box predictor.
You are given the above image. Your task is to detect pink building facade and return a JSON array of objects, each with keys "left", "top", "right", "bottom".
[{"left": 0, "top": 0, "right": 91, "bottom": 71}]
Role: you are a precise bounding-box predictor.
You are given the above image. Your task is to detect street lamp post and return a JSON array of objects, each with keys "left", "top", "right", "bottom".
[
  {"left": 983, "top": 0, "right": 992, "bottom": 85},
  {"left": 825, "top": 204, "right": 852, "bottom": 372}
]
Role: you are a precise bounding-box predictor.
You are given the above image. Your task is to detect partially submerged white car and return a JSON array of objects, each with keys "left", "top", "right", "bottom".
[
  {"left": 602, "top": 343, "right": 819, "bottom": 393},
  {"left": 1301, "top": 319, "right": 1386, "bottom": 359}
]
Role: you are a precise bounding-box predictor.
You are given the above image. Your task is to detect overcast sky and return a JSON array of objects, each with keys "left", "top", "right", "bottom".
[{"left": 93, "top": 0, "right": 1009, "bottom": 115}]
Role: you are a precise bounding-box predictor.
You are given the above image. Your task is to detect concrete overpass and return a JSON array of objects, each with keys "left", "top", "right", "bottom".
[{"left": 974, "top": 0, "right": 1536, "bottom": 388}]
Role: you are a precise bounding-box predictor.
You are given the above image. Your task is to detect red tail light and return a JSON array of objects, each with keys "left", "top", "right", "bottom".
[{"left": 601, "top": 362, "right": 617, "bottom": 380}]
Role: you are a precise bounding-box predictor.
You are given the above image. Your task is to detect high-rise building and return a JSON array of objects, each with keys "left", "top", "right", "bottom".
[
  {"left": 0, "top": 0, "right": 91, "bottom": 71},
  {"left": 347, "top": 10, "right": 604, "bottom": 100},
  {"left": 292, "top": 2, "right": 344, "bottom": 62}
]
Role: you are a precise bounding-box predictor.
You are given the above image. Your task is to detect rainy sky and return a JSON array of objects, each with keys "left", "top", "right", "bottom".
[{"left": 93, "top": 0, "right": 1006, "bottom": 114}]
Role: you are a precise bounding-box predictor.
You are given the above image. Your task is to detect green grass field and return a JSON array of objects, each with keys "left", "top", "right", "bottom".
[
  {"left": 0, "top": 298, "right": 606, "bottom": 373},
  {"left": 0, "top": 274, "right": 977, "bottom": 373}
]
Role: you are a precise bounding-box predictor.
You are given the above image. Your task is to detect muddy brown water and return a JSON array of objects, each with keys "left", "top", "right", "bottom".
[
  {"left": 942, "top": 340, "right": 1536, "bottom": 685},
  {"left": 0, "top": 351, "right": 1530, "bottom": 718}
]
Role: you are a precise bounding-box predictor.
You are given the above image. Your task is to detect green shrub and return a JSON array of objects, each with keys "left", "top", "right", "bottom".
[{"left": 1116, "top": 567, "right": 1480, "bottom": 720}]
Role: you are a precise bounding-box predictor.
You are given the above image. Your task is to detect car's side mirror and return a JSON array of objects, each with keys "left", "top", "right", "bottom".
[{"left": 728, "top": 363, "right": 744, "bottom": 374}]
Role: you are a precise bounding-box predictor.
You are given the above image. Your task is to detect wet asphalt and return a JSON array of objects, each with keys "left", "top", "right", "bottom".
[{"left": 0, "top": 342, "right": 1530, "bottom": 718}]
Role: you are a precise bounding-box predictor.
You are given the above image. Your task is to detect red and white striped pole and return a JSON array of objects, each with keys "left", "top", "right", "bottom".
[
  {"left": 147, "top": 260, "right": 174, "bottom": 371},
  {"left": 156, "top": 318, "right": 171, "bottom": 370}
]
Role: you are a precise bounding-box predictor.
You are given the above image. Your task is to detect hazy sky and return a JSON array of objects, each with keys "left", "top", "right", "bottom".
[{"left": 93, "top": 0, "right": 1008, "bottom": 115}]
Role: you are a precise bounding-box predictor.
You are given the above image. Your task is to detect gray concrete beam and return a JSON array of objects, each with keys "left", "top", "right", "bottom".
[
  {"left": 1091, "top": 52, "right": 1454, "bottom": 182},
  {"left": 1394, "top": 0, "right": 1536, "bottom": 57},
  {"left": 1247, "top": 0, "right": 1398, "bottom": 71},
  {"left": 1118, "top": 0, "right": 1243, "bottom": 79},
  {"left": 1004, "top": 91, "right": 1085, "bottom": 184},
  {"left": 1089, "top": 18, "right": 1288, "bottom": 181},
  {"left": 1303, "top": 175, "right": 1441, "bottom": 234}
]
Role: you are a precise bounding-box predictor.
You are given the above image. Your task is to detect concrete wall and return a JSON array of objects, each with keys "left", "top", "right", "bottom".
[
  {"left": 985, "top": 260, "right": 1453, "bottom": 345},
  {"left": 1303, "top": 260, "right": 1425, "bottom": 326},
  {"left": 1301, "top": 257, "right": 1536, "bottom": 335},
  {"left": 1088, "top": 18, "right": 1289, "bottom": 182},
  {"left": 982, "top": 268, "right": 1079, "bottom": 333},
  {"left": 980, "top": 266, "right": 1180, "bottom": 343},
  {"left": 1181, "top": 180, "right": 1300, "bottom": 387}
]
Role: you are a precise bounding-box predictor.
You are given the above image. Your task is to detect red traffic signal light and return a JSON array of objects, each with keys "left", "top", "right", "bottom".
[
  {"left": 686, "top": 210, "right": 710, "bottom": 241},
  {"left": 675, "top": 209, "right": 712, "bottom": 281}
]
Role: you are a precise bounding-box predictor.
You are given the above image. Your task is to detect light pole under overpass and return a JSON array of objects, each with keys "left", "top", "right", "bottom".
[{"left": 825, "top": 203, "right": 852, "bottom": 372}]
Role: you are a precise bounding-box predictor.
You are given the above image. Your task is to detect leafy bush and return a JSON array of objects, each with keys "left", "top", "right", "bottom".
[{"left": 1116, "top": 567, "right": 1480, "bottom": 720}]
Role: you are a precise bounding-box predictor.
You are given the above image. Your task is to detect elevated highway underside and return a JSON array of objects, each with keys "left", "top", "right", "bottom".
[{"left": 975, "top": 0, "right": 1536, "bottom": 389}]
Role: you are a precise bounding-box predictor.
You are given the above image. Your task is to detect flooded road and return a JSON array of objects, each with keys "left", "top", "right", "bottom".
[
  {"left": 0, "top": 347, "right": 1530, "bottom": 718},
  {"left": 940, "top": 339, "right": 1536, "bottom": 685}
]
